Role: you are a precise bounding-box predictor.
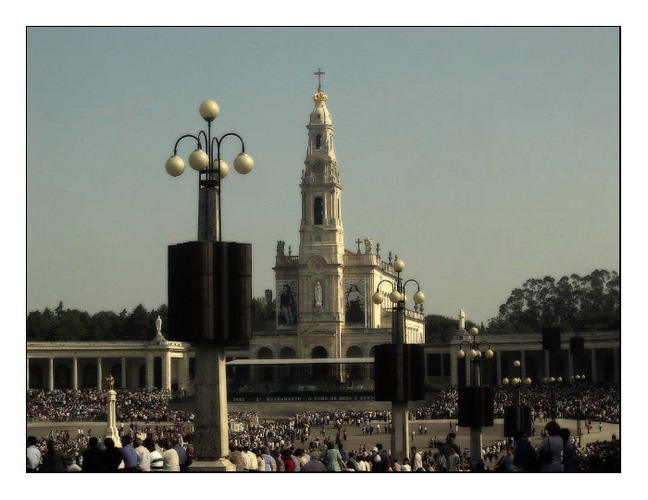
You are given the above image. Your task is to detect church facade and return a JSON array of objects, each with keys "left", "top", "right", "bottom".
[{"left": 244, "top": 79, "right": 425, "bottom": 390}]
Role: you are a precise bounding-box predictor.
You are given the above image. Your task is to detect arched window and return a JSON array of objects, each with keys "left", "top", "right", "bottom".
[
  {"left": 316, "top": 134, "right": 322, "bottom": 149},
  {"left": 29, "top": 363, "right": 44, "bottom": 389},
  {"left": 54, "top": 364, "right": 71, "bottom": 389},
  {"left": 82, "top": 364, "right": 97, "bottom": 389},
  {"left": 314, "top": 197, "right": 324, "bottom": 225},
  {"left": 311, "top": 346, "right": 330, "bottom": 379}
]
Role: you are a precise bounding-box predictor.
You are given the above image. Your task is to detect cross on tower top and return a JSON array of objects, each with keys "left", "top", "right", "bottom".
[{"left": 315, "top": 68, "right": 325, "bottom": 91}]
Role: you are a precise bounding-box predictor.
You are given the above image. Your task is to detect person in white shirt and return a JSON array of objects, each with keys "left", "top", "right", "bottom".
[
  {"left": 134, "top": 437, "right": 151, "bottom": 471},
  {"left": 162, "top": 439, "right": 180, "bottom": 471},
  {"left": 411, "top": 446, "right": 423, "bottom": 471},
  {"left": 27, "top": 436, "right": 41, "bottom": 472},
  {"left": 145, "top": 437, "right": 164, "bottom": 471}
]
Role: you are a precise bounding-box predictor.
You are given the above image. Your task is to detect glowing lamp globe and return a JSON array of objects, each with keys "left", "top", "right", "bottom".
[
  {"left": 166, "top": 155, "right": 185, "bottom": 177},
  {"left": 234, "top": 153, "right": 254, "bottom": 174},
  {"left": 199, "top": 100, "right": 220, "bottom": 122},
  {"left": 214, "top": 160, "right": 229, "bottom": 179},
  {"left": 189, "top": 149, "right": 209, "bottom": 171}
]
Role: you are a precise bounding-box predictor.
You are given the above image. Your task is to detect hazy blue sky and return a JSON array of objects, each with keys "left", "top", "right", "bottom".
[{"left": 25, "top": 27, "right": 620, "bottom": 326}]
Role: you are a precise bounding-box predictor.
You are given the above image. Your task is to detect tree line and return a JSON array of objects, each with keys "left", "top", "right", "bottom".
[
  {"left": 27, "top": 269, "right": 619, "bottom": 342},
  {"left": 425, "top": 269, "right": 619, "bottom": 341}
]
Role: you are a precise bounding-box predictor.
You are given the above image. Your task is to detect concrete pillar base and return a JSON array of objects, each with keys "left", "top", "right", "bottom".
[{"left": 187, "top": 458, "right": 236, "bottom": 472}]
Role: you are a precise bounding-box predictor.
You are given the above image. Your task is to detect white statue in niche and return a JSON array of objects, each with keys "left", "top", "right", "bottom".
[{"left": 315, "top": 280, "right": 323, "bottom": 307}]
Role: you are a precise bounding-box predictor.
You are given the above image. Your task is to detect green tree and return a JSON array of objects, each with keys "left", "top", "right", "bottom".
[
  {"left": 489, "top": 269, "right": 620, "bottom": 333},
  {"left": 56, "top": 309, "right": 91, "bottom": 340},
  {"left": 26, "top": 307, "right": 56, "bottom": 341},
  {"left": 125, "top": 304, "right": 152, "bottom": 340},
  {"left": 251, "top": 295, "right": 276, "bottom": 332},
  {"left": 89, "top": 311, "right": 120, "bottom": 341},
  {"left": 425, "top": 315, "right": 478, "bottom": 343}
]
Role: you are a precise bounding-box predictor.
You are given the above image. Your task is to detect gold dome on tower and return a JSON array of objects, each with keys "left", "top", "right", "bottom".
[{"left": 313, "top": 90, "right": 328, "bottom": 105}]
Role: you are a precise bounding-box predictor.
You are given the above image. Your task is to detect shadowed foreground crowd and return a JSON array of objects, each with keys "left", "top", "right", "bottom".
[{"left": 26, "top": 384, "right": 620, "bottom": 472}]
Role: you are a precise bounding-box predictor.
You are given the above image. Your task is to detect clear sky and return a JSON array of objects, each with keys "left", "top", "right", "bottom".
[{"left": 24, "top": 26, "right": 620, "bottom": 326}]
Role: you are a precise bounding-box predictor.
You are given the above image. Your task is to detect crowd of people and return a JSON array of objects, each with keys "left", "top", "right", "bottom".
[
  {"left": 26, "top": 384, "right": 620, "bottom": 472},
  {"left": 27, "top": 388, "right": 187, "bottom": 423},
  {"left": 414, "top": 383, "right": 620, "bottom": 424}
]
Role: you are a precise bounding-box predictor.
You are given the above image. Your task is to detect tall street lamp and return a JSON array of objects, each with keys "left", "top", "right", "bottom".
[
  {"left": 570, "top": 334, "right": 586, "bottom": 441},
  {"left": 165, "top": 100, "right": 254, "bottom": 467},
  {"left": 572, "top": 373, "right": 586, "bottom": 441},
  {"left": 165, "top": 100, "right": 254, "bottom": 242},
  {"left": 542, "top": 374, "right": 563, "bottom": 421},
  {"left": 542, "top": 326, "right": 561, "bottom": 421},
  {"left": 457, "top": 326, "right": 494, "bottom": 470},
  {"left": 502, "top": 359, "right": 533, "bottom": 440},
  {"left": 372, "top": 259, "right": 425, "bottom": 464}
]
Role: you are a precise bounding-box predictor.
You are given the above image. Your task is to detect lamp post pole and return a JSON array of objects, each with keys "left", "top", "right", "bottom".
[
  {"left": 372, "top": 259, "right": 424, "bottom": 465},
  {"left": 502, "top": 359, "right": 532, "bottom": 406},
  {"left": 573, "top": 373, "right": 585, "bottom": 441},
  {"left": 457, "top": 327, "right": 493, "bottom": 470},
  {"left": 165, "top": 100, "right": 254, "bottom": 464},
  {"left": 542, "top": 374, "right": 562, "bottom": 422},
  {"left": 502, "top": 359, "right": 532, "bottom": 441}
]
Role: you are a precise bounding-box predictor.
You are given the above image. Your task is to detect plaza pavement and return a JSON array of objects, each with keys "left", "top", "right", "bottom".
[{"left": 27, "top": 400, "right": 620, "bottom": 465}]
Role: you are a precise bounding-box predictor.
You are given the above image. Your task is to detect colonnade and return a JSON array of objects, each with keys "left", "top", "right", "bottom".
[{"left": 26, "top": 340, "right": 193, "bottom": 393}]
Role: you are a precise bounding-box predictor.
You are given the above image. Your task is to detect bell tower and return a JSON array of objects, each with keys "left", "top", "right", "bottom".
[
  {"left": 299, "top": 69, "right": 344, "bottom": 262},
  {"left": 296, "top": 69, "right": 346, "bottom": 358}
]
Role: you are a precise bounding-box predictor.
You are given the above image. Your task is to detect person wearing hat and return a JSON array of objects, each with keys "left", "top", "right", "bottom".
[
  {"left": 372, "top": 444, "right": 388, "bottom": 472},
  {"left": 302, "top": 449, "right": 327, "bottom": 472}
]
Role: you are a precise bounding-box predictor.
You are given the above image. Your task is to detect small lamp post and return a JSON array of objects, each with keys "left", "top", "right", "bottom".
[
  {"left": 542, "top": 374, "right": 563, "bottom": 421},
  {"left": 502, "top": 359, "right": 532, "bottom": 406},
  {"left": 502, "top": 359, "right": 532, "bottom": 440},
  {"left": 457, "top": 326, "right": 494, "bottom": 470},
  {"left": 573, "top": 373, "right": 586, "bottom": 439}
]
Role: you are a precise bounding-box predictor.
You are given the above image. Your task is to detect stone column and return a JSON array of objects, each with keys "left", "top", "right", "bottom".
[
  {"left": 179, "top": 355, "right": 190, "bottom": 395},
  {"left": 26, "top": 358, "right": 30, "bottom": 390},
  {"left": 146, "top": 354, "right": 154, "bottom": 389},
  {"left": 121, "top": 357, "right": 127, "bottom": 388},
  {"left": 520, "top": 350, "right": 526, "bottom": 380},
  {"left": 590, "top": 348, "right": 598, "bottom": 383},
  {"left": 391, "top": 401, "right": 409, "bottom": 464},
  {"left": 162, "top": 352, "right": 171, "bottom": 391},
  {"left": 104, "top": 388, "right": 121, "bottom": 447},
  {"left": 48, "top": 358, "right": 54, "bottom": 392},
  {"left": 496, "top": 350, "right": 502, "bottom": 386},
  {"left": 72, "top": 358, "right": 78, "bottom": 391},
  {"left": 450, "top": 347, "right": 458, "bottom": 387},
  {"left": 193, "top": 341, "right": 231, "bottom": 466},
  {"left": 97, "top": 358, "right": 103, "bottom": 390}
]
